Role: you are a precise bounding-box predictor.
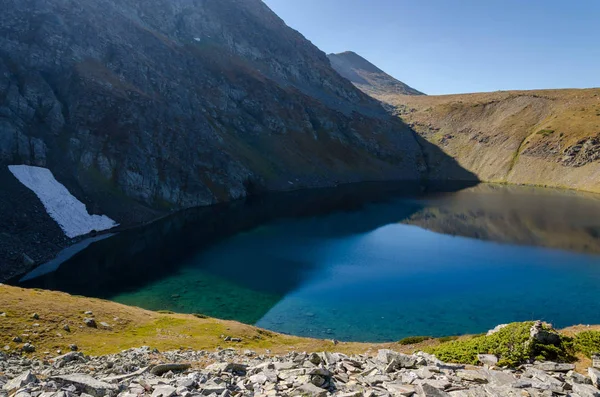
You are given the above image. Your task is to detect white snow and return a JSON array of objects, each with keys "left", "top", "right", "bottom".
[{"left": 8, "top": 165, "right": 118, "bottom": 238}]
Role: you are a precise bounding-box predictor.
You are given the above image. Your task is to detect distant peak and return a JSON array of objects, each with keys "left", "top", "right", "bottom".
[{"left": 327, "top": 51, "right": 424, "bottom": 97}]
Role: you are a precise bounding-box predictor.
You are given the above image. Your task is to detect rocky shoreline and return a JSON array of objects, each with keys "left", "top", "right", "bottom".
[{"left": 2, "top": 346, "right": 600, "bottom": 397}]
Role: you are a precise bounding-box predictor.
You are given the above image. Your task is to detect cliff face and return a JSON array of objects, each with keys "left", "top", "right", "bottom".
[
  {"left": 388, "top": 89, "right": 600, "bottom": 193},
  {"left": 328, "top": 51, "right": 424, "bottom": 98},
  {"left": 1, "top": 0, "right": 460, "bottom": 279},
  {"left": 0, "top": 0, "right": 426, "bottom": 214}
]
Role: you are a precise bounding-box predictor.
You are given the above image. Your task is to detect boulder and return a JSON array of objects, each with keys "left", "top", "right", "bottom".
[
  {"left": 3, "top": 371, "right": 37, "bottom": 393},
  {"left": 590, "top": 367, "right": 600, "bottom": 388},
  {"left": 292, "top": 383, "right": 327, "bottom": 397},
  {"left": 533, "top": 362, "right": 575, "bottom": 372},
  {"left": 150, "top": 364, "right": 191, "bottom": 376},
  {"left": 593, "top": 354, "right": 600, "bottom": 369},
  {"left": 476, "top": 354, "right": 498, "bottom": 366},
  {"left": 572, "top": 383, "right": 600, "bottom": 397},
  {"left": 416, "top": 382, "right": 450, "bottom": 396},
  {"left": 529, "top": 321, "right": 561, "bottom": 345},
  {"left": 151, "top": 386, "right": 176, "bottom": 397},
  {"left": 53, "top": 374, "right": 118, "bottom": 397},
  {"left": 21, "top": 343, "right": 35, "bottom": 353}
]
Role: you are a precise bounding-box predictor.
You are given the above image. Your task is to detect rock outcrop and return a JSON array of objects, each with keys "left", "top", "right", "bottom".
[{"left": 2, "top": 0, "right": 467, "bottom": 277}]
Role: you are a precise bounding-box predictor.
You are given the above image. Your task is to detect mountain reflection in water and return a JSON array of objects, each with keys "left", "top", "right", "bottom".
[{"left": 17, "top": 182, "right": 600, "bottom": 341}]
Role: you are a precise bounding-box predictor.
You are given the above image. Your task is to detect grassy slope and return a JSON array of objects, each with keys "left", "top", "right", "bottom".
[
  {"left": 380, "top": 88, "right": 600, "bottom": 192},
  {"left": 0, "top": 285, "right": 434, "bottom": 357},
  {"left": 1, "top": 284, "right": 599, "bottom": 374}
]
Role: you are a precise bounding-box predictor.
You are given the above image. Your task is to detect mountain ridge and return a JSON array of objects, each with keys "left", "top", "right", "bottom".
[
  {"left": 328, "top": 51, "right": 424, "bottom": 97},
  {"left": 0, "top": 0, "right": 475, "bottom": 280}
]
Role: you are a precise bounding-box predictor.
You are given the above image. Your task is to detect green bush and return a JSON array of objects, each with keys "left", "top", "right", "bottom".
[
  {"left": 437, "top": 335, "right": 459, "bottom": 343},
  {"left": 574, "top": 331, "right": 600, "bottom": 357},
  {"left": 398, "top": 336, "right": 432, "bottom": 345},
  {"left": 426, "top": 322, "right": 575, "bottom": 367}
]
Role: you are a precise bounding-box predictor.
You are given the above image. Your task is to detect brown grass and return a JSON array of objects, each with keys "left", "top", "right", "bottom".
[
  {"left": 0, "top": 285, "right": 424, "bottom": 358},
  {"left": 381, "top": 88, "right": 600, "bottom": 193}
]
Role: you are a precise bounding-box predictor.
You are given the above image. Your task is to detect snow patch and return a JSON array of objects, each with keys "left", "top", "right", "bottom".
[{"left": 8, "top": 165, "right": 118, "bottom": 238}]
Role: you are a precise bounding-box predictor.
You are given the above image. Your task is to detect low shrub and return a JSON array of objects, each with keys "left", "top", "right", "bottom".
[
  {"left": 574, "top": 331, "right": 600, "bottom": 357},
  {"left": 398, "top": 336, "right": 432, "bottom": 345},
  {"left": 437, "top": 335, "right": 459, "bottom": 343},
  {"left": 426, "top": 322, "right": 575, "bottom": 367}
]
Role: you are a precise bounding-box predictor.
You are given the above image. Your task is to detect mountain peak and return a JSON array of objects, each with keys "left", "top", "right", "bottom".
[{"left": 327, "top": 51, "right": 424, "bottom": 98}]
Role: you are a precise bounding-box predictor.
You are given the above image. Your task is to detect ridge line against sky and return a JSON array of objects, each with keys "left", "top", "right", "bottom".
[{"left": 263, "top": 0, "right": 600, "bottom": 95}]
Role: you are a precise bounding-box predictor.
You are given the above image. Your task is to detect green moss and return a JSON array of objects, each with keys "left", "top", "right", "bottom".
[
  {"left": 398, "top": 335, "right": 432, "bottom": 345},
  {"left": 574, "top": 331, "right": 600, "bottom": 357},
  {"left": 426, "top": 322, "right": 575, "bottom": 367}
]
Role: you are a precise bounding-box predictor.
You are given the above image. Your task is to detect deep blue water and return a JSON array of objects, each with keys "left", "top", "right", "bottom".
[{"left": 18, "top": 183, "right": 600, "bottom": 342}]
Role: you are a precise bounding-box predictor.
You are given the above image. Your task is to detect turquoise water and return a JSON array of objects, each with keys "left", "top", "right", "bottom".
[{"left": 19, "top": 183, "right": 600, "bottom": 342}]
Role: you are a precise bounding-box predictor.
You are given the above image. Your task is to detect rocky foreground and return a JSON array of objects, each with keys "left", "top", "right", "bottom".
[{"left": 2, "top": 346, "right": 600, "bottom": 397}]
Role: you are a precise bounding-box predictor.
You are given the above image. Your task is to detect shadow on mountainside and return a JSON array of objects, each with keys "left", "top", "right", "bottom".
[
  {"left": 412, "top": 133, "right": 480, "bottom": 183},
  {"left": 14, "top": 179, "right": 477, "bottom": 323}
]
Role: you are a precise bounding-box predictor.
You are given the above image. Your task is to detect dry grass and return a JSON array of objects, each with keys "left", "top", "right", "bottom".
[
  {"left": 382, "top": 88, "right": 600, "bottom": 193},
  {"left": 1, "top": 285, "right": 598, "bottom": 373},
  {"left": 0, "top": 285, "right": 426, "bottom": 358}
]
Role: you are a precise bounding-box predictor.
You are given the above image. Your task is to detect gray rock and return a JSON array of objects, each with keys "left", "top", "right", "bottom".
[
  {"left": 52, "top": 352, "right": 85, "bottom": 365},
  {"left": 529, "top": 321, "right": 561, "bottom": 345},
  {"left": 22, "top": 343, "right": 35, "bottom": 353},
  {"left": 572, "top": 383, "right": 600, "bottom": 397},
  {"left": 293, "top": 383, "right": 327, "bottom": 397},
  {"left": 486, "top": 324, "right": 508, "bottom": 336},
  {"left": 383, "top": 382, "right": 415, "bottom": 396},
  {"left": 476, "top": 354, "right": 498, "bottom": 366},
  {"left": 83, "top": 318, "right": 97, "bottom": 328},
  {"left": 200, "top": 384, "right": 226, "bottom": 396},
  {"left": 151, "top": 385, "right": 176, "bottom": 397},
  {"left": 416, "top": 382, "right": 451, "bottom": 396},
  {"left": 53, "top": 374, "right": 118, "bottom": 397},
  {"left": 593, "top": 354, "right": 600, "bottom": 369},
  {"left": 3, "top": 371, "right": 37, "bottom": 392},
  {"left": 589, "top": 367, "right": 600, "bottom": 388},
  {"left": 567, "top": 370, "right": 593, "bottom": 385},
  {"left": 205, "top": 362, "right": 247, "bottom": 374},
  {"left": 533, "top": 362, "right": 575, "bottom": 372},
  {"left": 456, "top": 370, "right": 488, "bottom": 383},
  {"left": 12, "top": 336, "right": 22, "bottom": 343},
  {"left": 150, "top": 364, "right": 191, "bottom": 376}
]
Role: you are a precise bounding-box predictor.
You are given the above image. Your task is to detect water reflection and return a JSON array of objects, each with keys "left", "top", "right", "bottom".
[{"left": 16, "top": 182, "right": 600, "bottom": 341}]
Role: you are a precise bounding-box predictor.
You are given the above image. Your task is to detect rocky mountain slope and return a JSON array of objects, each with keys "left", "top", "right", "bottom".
[
  {"left": 386, "top": 88, "right": 600, "bottom": 192},
  {"left": 1, "top": 0, "right": 476, "bottom": 276},
  {"left": 328, "top": 51, "right": 424, "bottom": 98}
]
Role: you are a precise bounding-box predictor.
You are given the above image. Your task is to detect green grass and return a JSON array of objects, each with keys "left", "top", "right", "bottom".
[
  {"left": 426, "top": 322, "right": 575, "bottom": 367},
  {"left": 574, "top": 331, "right": 600, "bottom": 357}
]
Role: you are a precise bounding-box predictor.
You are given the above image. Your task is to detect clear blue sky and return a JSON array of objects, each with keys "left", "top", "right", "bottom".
[{"left": 263, "top": 0, "right": 600, "bottom": 95}]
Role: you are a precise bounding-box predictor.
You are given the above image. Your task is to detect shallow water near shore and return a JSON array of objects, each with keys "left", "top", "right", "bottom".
[{"left": 18, "top": 183, "right": 600, "bottom": 342}]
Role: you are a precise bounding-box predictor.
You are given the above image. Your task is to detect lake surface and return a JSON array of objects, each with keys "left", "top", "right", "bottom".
[{"left": 18, "top": 183, "right": 600, "bottom": 342}]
